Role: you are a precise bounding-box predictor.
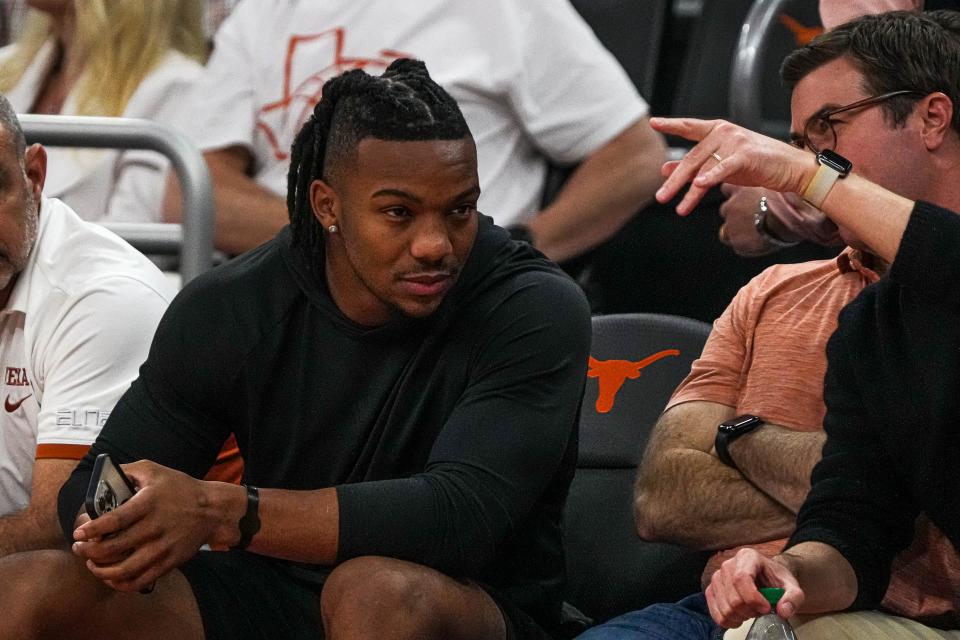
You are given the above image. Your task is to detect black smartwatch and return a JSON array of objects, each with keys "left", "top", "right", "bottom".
[
  {"left": 802, "top": 149, "right": 852, "bottom": 209},
  {"left": 231, "top": 484, "right": 261, "bottom": 551},
  {"left": 715, "top": 414, "right": 764, "bottom": 469}
]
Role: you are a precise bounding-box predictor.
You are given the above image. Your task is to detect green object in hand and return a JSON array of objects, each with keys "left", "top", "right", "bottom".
[{"left": 745, "top": 587, "right": 797, "bottom": 640}]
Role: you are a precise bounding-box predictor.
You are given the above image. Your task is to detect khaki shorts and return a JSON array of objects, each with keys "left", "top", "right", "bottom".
[{"left": 724, "top": 611, "right": 960, "bottom": 640}]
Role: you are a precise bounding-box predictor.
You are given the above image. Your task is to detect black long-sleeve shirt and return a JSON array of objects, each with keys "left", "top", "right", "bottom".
[
  {"left": 788, "top": 201, "right": 960, "bottom": 617},
  {"left": 58, "top": 216, "right": 591, "bottom": 628}
]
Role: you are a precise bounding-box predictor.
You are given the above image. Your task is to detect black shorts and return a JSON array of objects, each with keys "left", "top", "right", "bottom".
[{"left": 179, "top": 551, "right": 560, "bottom": 640}]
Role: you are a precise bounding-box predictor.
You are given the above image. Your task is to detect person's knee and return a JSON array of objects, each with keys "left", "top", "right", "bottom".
[
  {"left": 0, "top": 549, "right": 79, "bottom": 606},
  {"left": 0, "top": 550, "right": 91, "bottom": 637},
  {"left": 321, "top": 556, "right": 442, "bottom": 637}
]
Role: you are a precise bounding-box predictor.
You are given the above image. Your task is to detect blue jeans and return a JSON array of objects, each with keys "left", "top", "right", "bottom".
[{"left": 575, "top": 592, "right": 723, "bottom": 640}]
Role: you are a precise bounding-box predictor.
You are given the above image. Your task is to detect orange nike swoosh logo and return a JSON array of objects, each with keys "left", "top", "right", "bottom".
[{"left": 5, "top": 394, "right": 32, "bottom": 412}]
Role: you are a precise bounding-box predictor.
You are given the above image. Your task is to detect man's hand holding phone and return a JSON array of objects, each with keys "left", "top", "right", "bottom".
[{"left": 73, "top": 457, "right": 247, "bottom": 593}]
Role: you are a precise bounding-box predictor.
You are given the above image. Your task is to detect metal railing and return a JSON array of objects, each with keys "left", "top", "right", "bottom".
[
  {"left": 20, "top": 115, "right": 214, "bottom": 284},
  {"left": 728, "top": 0, "right": 790, "bottom": 132}
]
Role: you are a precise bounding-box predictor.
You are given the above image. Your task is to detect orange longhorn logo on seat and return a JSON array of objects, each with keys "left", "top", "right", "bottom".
[
  {"left": 779, "top": 14, "right": 823, "bottom": 46},
  {"left": 588, "top": 350, "right": 680, "bottom": 414}
]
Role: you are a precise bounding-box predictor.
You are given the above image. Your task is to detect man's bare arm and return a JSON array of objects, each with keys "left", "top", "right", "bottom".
[
  {"left": 634, "top": 401, "right": 794, "bottom": 550},
  {"left": 527, "top": 117, "right": 667, "bottom": 263},
  {"left": 163, "top": 145, "right": 288, "bottom": 256},
  {"left": 727, "top": 425, "right": 826, "bottom": 514},
  {"left": 0, "top": 459, "right": 78, "bottom": 557}
]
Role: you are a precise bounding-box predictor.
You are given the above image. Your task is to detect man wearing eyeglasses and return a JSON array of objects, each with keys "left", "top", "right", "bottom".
[
  {"left": 717, "top": 0, "right": 923, "bottom": 257},
  {"left": 578, "top": 11, "right": 960, "bottom": 640}
]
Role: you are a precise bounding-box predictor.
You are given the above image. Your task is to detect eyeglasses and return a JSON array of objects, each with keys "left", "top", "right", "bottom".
[{"left": 793, "top": 90, "right": 922, "bottom": 154}]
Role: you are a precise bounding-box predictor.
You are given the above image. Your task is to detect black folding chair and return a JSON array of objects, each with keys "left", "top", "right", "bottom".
[{"left": 564, "top": 313, "right": 713, "bottom": 623}]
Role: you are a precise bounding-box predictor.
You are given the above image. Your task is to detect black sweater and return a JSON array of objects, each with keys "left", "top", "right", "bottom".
[
  {"left": 788, "top": 201, "right": 960, "bottom": 614},
  {"left": 58, "top": 216, "right": 591, "bottom": 627}
]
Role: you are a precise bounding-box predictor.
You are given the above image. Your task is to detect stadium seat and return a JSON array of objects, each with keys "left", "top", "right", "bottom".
[
  {"left": 568, "top": 0, "right": 669, "bottom": 101},
  {"left": 729, "top": 0, "right": 823, "bottom": 140},
  {"left": 673, "top": 0, "right": 820, "bottom": 140},
  {"left": 564, "top": 313, "right": 713, "bottom": 623}
]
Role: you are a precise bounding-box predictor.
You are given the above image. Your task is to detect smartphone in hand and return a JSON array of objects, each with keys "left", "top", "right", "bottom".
[
  {"left": 82, "top": 454, "right": 155, "bottom": 594},
  {"left": 85, "top": 453, "right": 136, "bottom": 519}
]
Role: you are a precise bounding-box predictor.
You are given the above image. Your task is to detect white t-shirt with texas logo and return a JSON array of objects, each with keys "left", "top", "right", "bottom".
[
  {"left": 180, "top": 0, "right": 647, "bottom": 228},
  {"left": 0, "top": 197, "right": 174, "bottom": 516}
]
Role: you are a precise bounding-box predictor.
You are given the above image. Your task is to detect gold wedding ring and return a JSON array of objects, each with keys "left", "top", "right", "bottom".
[{"left": 711, "top": 152, "right": 724, "bottom": 168}]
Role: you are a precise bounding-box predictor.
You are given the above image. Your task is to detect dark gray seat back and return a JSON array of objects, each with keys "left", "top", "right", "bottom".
[{"left": 565, "top": 313, "right": 712, "bottom": 622}]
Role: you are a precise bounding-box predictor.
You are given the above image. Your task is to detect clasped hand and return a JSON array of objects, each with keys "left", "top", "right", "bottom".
[
  {"left": 719, "top": 186, "right": 841, "bottom": 255},
  {"left": 72, "top": 460, "right": 219, "bottom": 593},
  {"left": 704, "top": 548, "right": 805, "bottom": 629}
]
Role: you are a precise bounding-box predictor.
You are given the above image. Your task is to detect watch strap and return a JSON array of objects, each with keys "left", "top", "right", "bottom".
[
  {"left": 802, "top": 150, "right": 852, "bottom": 209},
  {"left": 231, "top": 484, "right": 261, "bottom": 551},
  {"left": 801, "top": 163, "right": 841, "bottom": 209},
  {"left": 715, "top": 431, "right": 738, "bottom": 468}
]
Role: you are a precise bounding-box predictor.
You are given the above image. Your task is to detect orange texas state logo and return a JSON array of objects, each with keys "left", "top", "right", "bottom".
[{"left": 587, "top": 350, "right": 680, "bottom": 414}]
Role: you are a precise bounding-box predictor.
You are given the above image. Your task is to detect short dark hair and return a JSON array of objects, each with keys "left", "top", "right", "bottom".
[
  {"left": 286, "top": 58, "right": 472, "bottom": 256},
  {"left": 0, "top": 94, "right": 26, "bottom": 159},
  {"left": 781, "top": 11, "right": 960, "bottom": 132}
]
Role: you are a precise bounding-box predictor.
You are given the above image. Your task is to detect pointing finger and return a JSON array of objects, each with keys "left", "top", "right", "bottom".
[{"left": 649, "top": 117, "right": 718, "bottom": 142}]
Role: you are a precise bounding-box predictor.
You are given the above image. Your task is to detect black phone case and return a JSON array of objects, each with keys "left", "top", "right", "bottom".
[{"left": 84, "top": 453, "right": 136, "bottom": 519}]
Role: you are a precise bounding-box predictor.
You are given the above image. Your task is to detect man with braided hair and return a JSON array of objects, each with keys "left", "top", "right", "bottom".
[{"left": 0, "top": 59, "right": 591, "bottom": 640}]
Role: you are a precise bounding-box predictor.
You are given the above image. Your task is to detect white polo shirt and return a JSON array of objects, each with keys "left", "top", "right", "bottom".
[{"left": 0, "top": 197, "right": 174, "bottom": 515}]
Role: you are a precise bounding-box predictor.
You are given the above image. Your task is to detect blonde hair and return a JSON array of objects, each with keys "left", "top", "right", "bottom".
[{"left": 0, "top": 0, "right": 207, "bottom": 116}]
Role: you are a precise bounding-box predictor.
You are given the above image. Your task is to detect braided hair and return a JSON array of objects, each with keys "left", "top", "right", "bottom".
[{"left": 286, "top": 58, "right": 472, "bottom": 257}]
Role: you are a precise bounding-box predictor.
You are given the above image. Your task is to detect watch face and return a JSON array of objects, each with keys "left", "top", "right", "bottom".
[
  {"left": 818, "top": 149, "right": 852, "bottom": 176},
  {"left": 720, "top": 414, "right": 763, "bottom": 434}
]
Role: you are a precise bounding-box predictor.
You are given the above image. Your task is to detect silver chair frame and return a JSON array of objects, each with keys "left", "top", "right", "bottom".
[
  {"left": 729, "top": 0, "right": 792, "bottom": 131},
  {"left": 20, "top": 114, "right": 214, "bottom": 284}
]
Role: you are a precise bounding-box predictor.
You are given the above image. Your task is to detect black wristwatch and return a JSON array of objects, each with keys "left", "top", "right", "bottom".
[
  {"left": 231, "top": 484, "right": 261, "bottom": 551},
  {"left": 754, "top": 196, "right": 798, "bottom": 249},
  {"left": 715, "top": 415, "right": 764, "bottom": 469}
]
